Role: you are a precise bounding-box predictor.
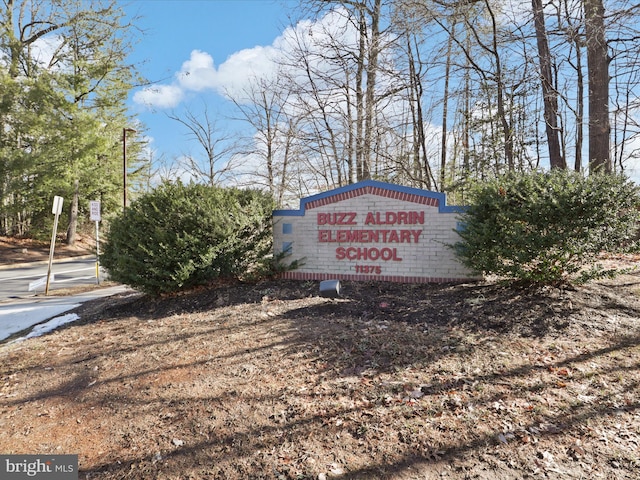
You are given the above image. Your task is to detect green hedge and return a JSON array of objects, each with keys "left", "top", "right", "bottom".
[
  {"left": 453, "top": 170, "right": 640, "bottom": 284},
  {"left": 101, "top": 182, "right": 275, "bottom": 295}
]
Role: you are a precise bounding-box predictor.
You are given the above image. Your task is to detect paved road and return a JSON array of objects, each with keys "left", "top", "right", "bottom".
[{"left": 0, "top": 258, "right": 102, "bottom": 300}]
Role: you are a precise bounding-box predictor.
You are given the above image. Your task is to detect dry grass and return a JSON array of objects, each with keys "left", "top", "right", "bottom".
[{"left": 1, "top": 272, "right": 639, "bottom": 479}]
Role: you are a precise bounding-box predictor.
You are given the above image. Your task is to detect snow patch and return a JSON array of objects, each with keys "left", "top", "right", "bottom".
[{"left": 11, "top": 313, "right": 80, "bottom": 343}]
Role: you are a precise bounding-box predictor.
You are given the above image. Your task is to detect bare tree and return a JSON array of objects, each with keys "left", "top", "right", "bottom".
[
  {"left": 404, "top": 31, "right": 436, "bottom": 189},
  {"left": 168, "top": 105, "right": 238, "bottom": 186},
  {"left": 219, "top": 0, "right": 639, "bottom": 196},
  {"left": 557, "top": 0, "right": 586, "bottom": 172},
  {"left": 606, "top": 1, "right": 640, "bottom": 174},
  {"left": 532, "top": 0, "right": 565, "bottom": 169},
  {"left": 291, "top": 0, "right": 405, "bottom": 184},
  {"left": 228, "top": 75, "right": 306, "bottom": 206}
]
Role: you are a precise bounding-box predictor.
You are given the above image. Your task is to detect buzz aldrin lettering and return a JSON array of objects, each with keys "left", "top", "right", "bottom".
[
  {"left": 316, "top": 210, "right": 426, "bottom": 273},
  {"left": 317, "top": 211, "right": 424, "bottom": 226},
  {"left": 317, "top": 212, "right": 357, "bottom": 225}
]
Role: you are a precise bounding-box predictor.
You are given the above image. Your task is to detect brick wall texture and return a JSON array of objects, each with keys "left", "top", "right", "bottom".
[{"left": 273, "top": 180, "right": 479, "bottom": 283}]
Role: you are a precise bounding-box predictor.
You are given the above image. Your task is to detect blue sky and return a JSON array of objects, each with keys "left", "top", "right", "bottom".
[{"left": 124, "top": 0, "right": 298, "bottom": 171}]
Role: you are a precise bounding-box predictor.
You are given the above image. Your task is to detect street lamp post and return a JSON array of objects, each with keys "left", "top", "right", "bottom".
[{"left": 122, "top": 127, "right": 136, "bottom": 210}]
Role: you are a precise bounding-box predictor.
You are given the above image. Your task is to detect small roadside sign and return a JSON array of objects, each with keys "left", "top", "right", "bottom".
[
  {"left": 90, "top": 200, "right": 102, "bottom": 284},
  {"left": 52, "top": 195, "right": 63, "bottom": 215},
  {"left": 90, "top": 200, "right": 101, "bottom": 221},
  {"left": 46, "top": 195, "right": 63, "bottom": 295}
]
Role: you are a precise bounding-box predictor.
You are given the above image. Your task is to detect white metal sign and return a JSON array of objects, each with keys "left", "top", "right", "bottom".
[
  {"left": 52, "top": 195, "right": 64, "bottom": 215},
  {"left": 90, "top": 200, "right": 101, "bottom": 284},
  {"left": 90, "top": 200, "right": 101, "bottom": 221},
  {"left": 46, "top": 195, "right": 63, "bottom": 295}
]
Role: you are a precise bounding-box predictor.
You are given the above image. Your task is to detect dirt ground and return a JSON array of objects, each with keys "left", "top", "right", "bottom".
[
  {"left": 0, "top": 235, "right": 96, "bottom": 264},
  {"left": 0, "top": 237, "right": 639, "bottom": 479}
]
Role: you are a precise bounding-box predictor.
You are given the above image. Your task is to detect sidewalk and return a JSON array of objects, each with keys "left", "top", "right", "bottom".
[{"left": 0, "top": 284, "right": 133, "bottom": 342}]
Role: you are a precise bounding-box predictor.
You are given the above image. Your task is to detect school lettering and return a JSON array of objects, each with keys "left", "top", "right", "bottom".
[
  {"left": 318, "top": 229, "right": 421, "bottom": 243},
  {"left": 315, "top": 210, "right": 426, "bottom": 273},
  {"left": 335, "top": 247, "right": 403, "bottom": 261}
]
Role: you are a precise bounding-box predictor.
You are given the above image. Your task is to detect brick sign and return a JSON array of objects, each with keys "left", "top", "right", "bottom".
[{"left": 273, "top": 180, "right": 478, "bottom": 283}]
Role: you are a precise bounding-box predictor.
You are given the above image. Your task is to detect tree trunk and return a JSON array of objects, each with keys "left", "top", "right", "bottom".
[
  {"left": 67, "top": 178, "right": 79, "bottom": 245},
  {"left": 574, "top": 39, "right": 584, "bottom": 172},
  {"left": 485, "top": 0, "right": 514, "bottom": 171},
  {"left": 355, "top": 6, "right": 367, "bottom": 180},
  {"left": 532, "top": 0, "right": 565, "bottom": 169},
  {"left": 362, "top": 0, "right": 382, "bottom": 180},
  {"left": 584, "top": 0, "right": 611, "bottom": 173},
  {"left": 405, "top": 32, "right": 433, "bottom": 189},
  {"left": 440, "top": 22, "right": 454, "bottom": 189}
]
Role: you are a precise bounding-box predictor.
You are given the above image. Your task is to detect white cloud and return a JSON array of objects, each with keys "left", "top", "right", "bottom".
[
  {"left": 133, "top": 84, "right": 184, "bottom": 109},
  {"left": 176, "top": 50, "right": 219, "bottom": 92},
  {"left": 31, "top": 35, "right": 65, "bottom": 69},
  {"left": 214, "top": 46, "right": 279, "bottom": 97},
  {"left": 133, "top": 9, "right": 354, "bottom": 110},
  {"left": 0, "top": 34, "right": 67, "bottom": 72},
  {"left": 171, "top": 46, "right": 280, "bottom": 99},
  {"left": 134, "top": 46, "right": 280, "bottom": 109}
]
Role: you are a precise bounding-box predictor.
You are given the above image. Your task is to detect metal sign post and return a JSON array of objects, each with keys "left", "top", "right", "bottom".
[
  {"left": 45, "top": 196, "right": 63, "bottom": 295},
  {"left": 90, "top": 200, "right": 101, "bottom": 284}
]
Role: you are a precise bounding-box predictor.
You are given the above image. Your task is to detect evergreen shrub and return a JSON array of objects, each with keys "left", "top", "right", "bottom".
[
  {"left": 454, "top": 170, "right": 640, "bottom": 284},
  {"left": 101, "top": 182, "right": 275, "bottom": 295}
]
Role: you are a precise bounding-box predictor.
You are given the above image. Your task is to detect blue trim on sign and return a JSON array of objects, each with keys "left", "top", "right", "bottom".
[{"left": 273, "top": 180, "right": 467, "bottom": 216}]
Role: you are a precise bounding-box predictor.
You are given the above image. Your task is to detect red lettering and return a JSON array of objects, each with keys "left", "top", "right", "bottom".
[
  {"left": 345, "top": 212, "right": 357, "bottom": 225},
  {"left": 362, "top": 211, "right": 425, "bottom": 225},
  {"left": 364, "top": 212, "right": 375, "bottom": 225},
  {"left": 317, "top": 212, "right": 358, "bottom": 225},
  {"left": 335, "top": 247, "right": 403, "bottom": 261},
  {"left": 385, "top": 212, "right": 397, "bottom": 225},
  {"left": 355, "top": 265, "right": 383, "bottom": 274}
]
